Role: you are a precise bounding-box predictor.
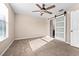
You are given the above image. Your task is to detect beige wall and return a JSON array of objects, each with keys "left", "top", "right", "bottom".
[
  {"left": 15, "top": 14, "right": 49, "bottom": 40},
  {"left": 0, "top": 4, "right": 15, "bottom": 55}
]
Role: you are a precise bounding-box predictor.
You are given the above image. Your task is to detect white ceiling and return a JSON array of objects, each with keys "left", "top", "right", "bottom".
[{"left": 10, "top": 3, "right": 76, "bottom": 19}]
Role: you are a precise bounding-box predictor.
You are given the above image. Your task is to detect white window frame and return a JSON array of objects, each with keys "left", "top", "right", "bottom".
[{"left": 0, "top": 3, "right": 8, "bottom": 41}]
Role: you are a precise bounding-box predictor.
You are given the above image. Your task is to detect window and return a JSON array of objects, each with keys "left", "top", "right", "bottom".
[{"left": 0, "top": 3, "right": 8, "bottom": 41}]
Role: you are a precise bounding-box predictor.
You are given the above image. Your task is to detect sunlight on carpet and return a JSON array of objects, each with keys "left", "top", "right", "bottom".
[
  {"left": 29, "top": 39, "right": 47, "bottom": 51},
  {"left": 29, "top": 36, "right": 54, "bottom": 51},
  {"left": 42, "top": 36, "right": 54, "bottom": 42}
]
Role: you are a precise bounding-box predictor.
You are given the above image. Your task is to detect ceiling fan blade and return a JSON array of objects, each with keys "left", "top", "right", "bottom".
[
  {"left": 40, "top": 13, "right": 44, "bottom": 16},
  {"left": 45, "top": 11, "right": 52, "bottom": 14},
  {"left": 42, "top": 4, "right": 45, "bottom": 8},
  {"left": 32, "top": 10, "right": 41, "bottom": 12},
  {"left": 46, "top": 5, "right": 55, "bottom": 10},
  {"left": 36, "top": 4, "right": 42, "bottom": 9}
]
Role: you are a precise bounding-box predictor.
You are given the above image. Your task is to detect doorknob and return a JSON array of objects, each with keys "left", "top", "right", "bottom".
[{"left": 71, "top": 30, "right": 73, "bottom": 32}]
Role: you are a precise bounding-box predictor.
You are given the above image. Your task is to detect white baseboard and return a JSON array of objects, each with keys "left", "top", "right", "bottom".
[
  {"left": 0, "top": 40, "right": 14, "bottom": 56},
  {"left": 65, "top": 42, "right": 70, "bottom": 45},
  {"left": 15, "top": 36, "right": 45, "bottom": 40}
]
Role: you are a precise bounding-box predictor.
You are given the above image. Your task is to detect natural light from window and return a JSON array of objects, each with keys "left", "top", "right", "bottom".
[{"left": 0, "top": 3, "right": 8, "bottom": 41}]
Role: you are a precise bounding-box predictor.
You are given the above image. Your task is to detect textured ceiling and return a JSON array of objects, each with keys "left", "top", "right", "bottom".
[{"left": 10, "top": 3, "right": 76, "bottom": 19}]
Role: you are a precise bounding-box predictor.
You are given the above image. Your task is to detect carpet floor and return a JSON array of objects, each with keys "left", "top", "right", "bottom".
[{"left": 3, "top": 38, "right": 79, "bottom": 56}]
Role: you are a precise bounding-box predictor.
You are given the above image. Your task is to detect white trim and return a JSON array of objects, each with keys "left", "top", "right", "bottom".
[
  {"left": 15, "top": 36, "right": 45, "bottom": 40},
  {"left": 15, "top": 37, "right": 27, "bottom": 40},
  {"left": 65, "top": 41, "right": 70, "bottom": 44},
  {"left": 0, "top": 40, "right": 14, "bottom": 56}
]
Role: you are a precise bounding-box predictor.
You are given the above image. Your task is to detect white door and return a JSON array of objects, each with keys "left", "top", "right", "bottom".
[
  {"left": 55, "top": 15, "right": 66, "bottom": 42},
  {"left": 71, "top": 11, "right": 79, "bottom": 47}
]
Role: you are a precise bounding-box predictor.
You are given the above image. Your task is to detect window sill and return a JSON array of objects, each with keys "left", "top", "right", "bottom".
[{"left": 0, "top": 36, "right": 8, "bottom": 42}]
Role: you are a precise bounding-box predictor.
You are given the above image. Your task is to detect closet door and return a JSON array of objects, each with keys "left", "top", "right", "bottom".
[
  {"left": 71, "top": 11, "right": 79, "bottom": 47},
  {"left": 55, "top": 15, "right": 66, "bottom": 42}
]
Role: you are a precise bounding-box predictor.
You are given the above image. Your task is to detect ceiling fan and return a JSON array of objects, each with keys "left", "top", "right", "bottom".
[{"left": 32, "top": 4, "right": 55, "bottom": 16}]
